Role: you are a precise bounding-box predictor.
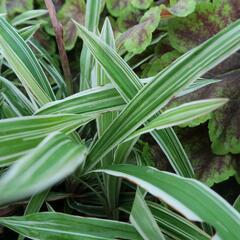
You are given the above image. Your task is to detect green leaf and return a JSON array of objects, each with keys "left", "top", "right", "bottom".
[
  {"left": 79, "top": 0, "right": 101, "bottom": 90},
  {"left": 117, "top": 6, "right": 161, "bottom": 54},
  {"left": 147, "top": 201, "right": 210, "bottom": 240},
  {"left": 97, "top": 164, "right": 240, "bottom": 240},
  {"left": 131, "top": 0, "right": 153, "bottom": 10},
  {"left": 37, "top": 77, "right": 219, "bottom": 116},
  {"left": 167, "top": 0, "right": 196, "bottom": 17},
  {"left": 17, "top": 189, "right": 50, "bottom": 240},
  {"left": 127, "top": 99, "right": 227, "bottom": 141},
  {"left": 0, "top": 132, "right": 87, "bottom": 205},
  {"left": 36, "top": 85, "right": 125, "bottom": 115},
  {"left": 106, "top": 0, "right": 132, "bottom": 17},
  {"left": 0, "top": 76, "right": 34, "bottom": 116},
  {"left": 0, "top": 114, "right": 93, "bottom": 166},
  {"left": 130, "top": 191, "right": 165, "bottom": 240},
  {"left": 234, "top": 195, "right": 240, "bottom": 212},
  {"left": 0, "top": 212, "right": 142, "bottom": 240},
  {"left": 0, "top": 17, "right": 55, "bottom": 105},
  {"left": 209, "top": 70, "right": 240, "bottom": 154},
  {"left": 121, "top": 200, "right": 210, "bottom": 240},
  {"left": 18, "top": 24, "right": 40, "bottom": 42},
  {"left": 58, "top": 0, "right": 85, "bottom": 50},
  {"left": 75, "top": 21, "right": 194, "bottom": 177},
  {"left": 117, "top": 9, "right": 142, "bottom": 32},
  {"left": 11, "top": 9, "right": 47, "bottom": 26},
  {"left": 168, "top": 0, "right": 240, "bottom": 52},
  {"left": 77, "top": 19, "right": 240, "bottom": 172},
  {"left": 142, "top": 50, "right": 181, "bottom": 77}
]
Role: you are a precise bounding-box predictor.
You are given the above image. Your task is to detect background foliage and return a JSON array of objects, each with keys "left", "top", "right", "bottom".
[{"left": 0, "top": 0, "right": 240, "bottom": 239}]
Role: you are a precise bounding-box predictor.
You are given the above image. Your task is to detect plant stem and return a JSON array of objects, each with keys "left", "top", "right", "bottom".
[{"left": 44, "top": 0, "right": 73, "bottom": 95}]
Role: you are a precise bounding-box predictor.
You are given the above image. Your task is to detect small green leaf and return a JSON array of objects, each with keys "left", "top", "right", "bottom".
[
  {"left": 168, "top": 0, "right": 196, "bottom": 17},
  {"left": 131, "top": 0, "right": 153, "bottom": 10},
  {"left": 106, "top": 0, "right": 132, "bottom": 17},
  {"left": 58, "top": 0, "right": 85, "bottom": 50},
  {"left": 117, "top": 6, "right": 161, "bottom": 54},
  {"left": 143, "top": 50, "right": 181, "bottom": 77}
]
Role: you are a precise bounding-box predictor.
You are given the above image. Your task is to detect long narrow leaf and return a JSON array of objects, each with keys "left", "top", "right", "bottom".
[
  {"left": 130, "top": 191, "right": 165, "bottom": 240},
  {"left": 0, "top": 212, "right": 142, "bottom": 240},
  {"left": 0, "top": 114, "right": 93, "bottom": 165},
  {"left": 82, "top": 19, "right": 240, "bottom": 171},
  {"left": 36, "top": 84, "right": 124, "bottom": 115},
  {"left": 11, "top": 9, "right": 48, "bottom": 26},
  {"left": 0, "top": 76, "right": 34, "bottom": 115},
  {"left": 97, "top": 165, "right": 240, "bottom": 240},
  {"left": 79, "top": 0, "right": 102, "bottom": 90},
  {"left": 75, "top": 21, "right": 194, "bottom": 177},
  {"left": 0, "top": 17, "right": 55, "bottom": 105},
  {"left": 127, "top": 98, "right": 227, "bottom": 141},
  {"left": 0, "top": 132, "right": 87, "bottom": 205}
]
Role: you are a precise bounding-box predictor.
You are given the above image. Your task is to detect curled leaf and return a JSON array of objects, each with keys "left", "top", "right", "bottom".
[
  {"left": 117, "top": 6, "right": 161, "bottom": 54},
  {"left": 168, "top": 0, "right": 196, "bottom": 17},
  {"left": 131, "top": 0, "right": 153, "bottom": 10},
  {"left": 106, "top": 0, "right": 132, "bottom": 17}
]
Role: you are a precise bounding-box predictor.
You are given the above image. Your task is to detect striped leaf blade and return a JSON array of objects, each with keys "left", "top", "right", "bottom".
[
  {"left": 36, "top": 78, "right": 219, "bottom": 116},
  {"left": 121, "top": 201, "right": 210, "bottom": 240},
  {"left": 0, "top": 212, "right": 142, "bottom": 240},
  {"left": 36, "top": 85, "right": 124, "bottom": 115},
  {"left": 97, "top": 165, "right": 240, "bottom": 240},
  {"left": 75, "top": 21, "right": 194, "bottom": 177},
  {"left": 0, "top": 114, "right": 93, "bottom": 165},
  {"left": 78, "top": 19, "right": 240, "bottom": 172},
  {"left": 0, "top": 132, "right": 88, "bottom": 205},
  {"left": 127, "top": 98, "right": 227, "bottom": 141},
  {"left": 11, "top": 9, "right": 48, "bottom": 26},
  {"left": 0, "top": 76, "right": 34, "bottom": 115},
  {"left": 0, "top": 17, "right": 55, "bottom": 105},
  {"left": 130, "top": 191, "right": 165, "bottom": 240},
  {"left": 79, "top": 0, "right": 102, "bottom": 90}
]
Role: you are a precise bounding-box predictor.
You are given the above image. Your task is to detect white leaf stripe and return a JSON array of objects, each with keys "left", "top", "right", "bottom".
[
  {"left": 75, "top": 21, "right": 194, "bottom": 177},
  {"left": 36, "top": 85, "right": 125, "bottom": 115},
  {"left": 126, "top": 99, "right": 227, "bottom": 141},
  {"left": 0, "top": 17, "right": 55, "bottom": 105},
  {"left": 0, "top": 212, "right": 142, "bottom": 240},
  {"left": 97, "top": 165, "right": 240, "bottom": 240},
  {"left": 80, "top": 19, "right": 240, "bottom": 172},
  {"left": 0, "top": 114, "right": 93, "bottom": 165},
  {"left": 0, "top": 132, "right": 88, "bottom": 205}
]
